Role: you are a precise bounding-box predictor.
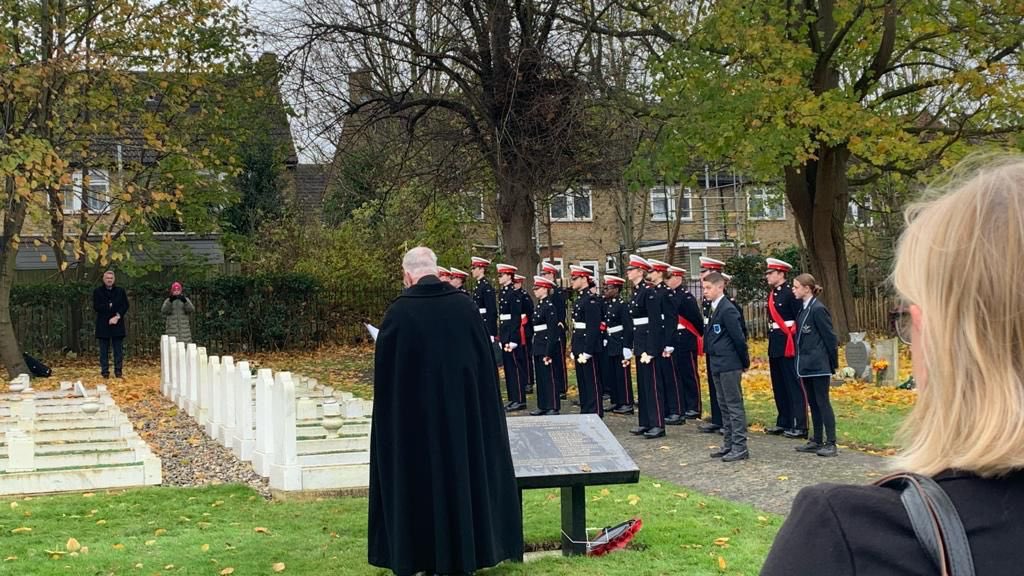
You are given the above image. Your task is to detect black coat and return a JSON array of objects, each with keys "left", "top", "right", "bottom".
[
  {"left": 704, "top": 297, "right": 750, "bottom": 373},
  {"left": 767, "top": 282, "right": 802, "bottom": 358},
  {"left": 670, "top": 287, "right": 705, "bottom": 352},
  {"left": 761, "top": 470, "right": 1024, "bottom": 576},
  {"left": 93, "top": 285, "right": 129, "bottom": 339},
  {"left": 531, "top": 297, "right": 560, "bottom": 358},
  {"left": 498, "top": 284, "right": 527, "bottom": 345},
  {"left": 368, "top": 276, "right": 523, "bottom": 575},
  {"left": 703, "top": 295, "right": 748, "bottom": 338},
  {"left": 795, "top": 298, "right": 839, "bottom": 377},
  {"left": 473, "top": 277, "right": 498, "bottom": 339},
  {"left": 602, "top": 297, "right": 633, "bottom": 357},
  {"left": 570, "top": 289, "right": 603, "bottom": 356}
]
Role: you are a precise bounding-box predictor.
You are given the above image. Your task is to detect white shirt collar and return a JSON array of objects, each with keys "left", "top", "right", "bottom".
[{"left": 711, "top": 294, "right": 726, "bottom": 309}]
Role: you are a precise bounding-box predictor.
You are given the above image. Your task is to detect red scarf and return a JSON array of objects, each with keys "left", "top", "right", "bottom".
[
  {"left": 677, "top": 316, "right": 704, "bottom": 356},
  {"left": 768, "top": 290, "right": 796, "bottom": 358}
]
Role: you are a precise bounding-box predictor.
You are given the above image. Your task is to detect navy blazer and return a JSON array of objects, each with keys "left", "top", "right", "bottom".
[
  {"left": 795, "top": 297, "right": 839, "bottom": 377},
  {"left": 703, "top": 297, "right": 750, "bottom": 374}
]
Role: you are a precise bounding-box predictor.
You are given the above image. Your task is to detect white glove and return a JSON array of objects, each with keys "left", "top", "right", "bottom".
[
  {"left": 662, "top": 346, "right": 674, "bottom": 357},
  {"left": 577, "top": 353, "right": 591, "bottom": 364},
  {"left": 640, "top": 352, "right": 653, "bottom": 364},
  {"left": 622, "top": 348, "right": 633, "bottom": 360},
  {"left": 603, "top": 339, "right": 608, "bottom": 347},
  {"left": 507, "top": 342, "right": 518, "bottom": 351},
  {"left": 490, "top": 336, "right": 496, "bottom": 343}
]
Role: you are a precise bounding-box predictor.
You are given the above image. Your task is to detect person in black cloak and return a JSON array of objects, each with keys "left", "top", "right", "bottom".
[{"left": 368, "top": 246, "right": 524, "bottom": 576}]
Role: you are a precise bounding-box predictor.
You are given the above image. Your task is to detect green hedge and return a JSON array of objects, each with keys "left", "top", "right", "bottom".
[{"left": 11, "top": 274, "right": 402, "bottom": 358}]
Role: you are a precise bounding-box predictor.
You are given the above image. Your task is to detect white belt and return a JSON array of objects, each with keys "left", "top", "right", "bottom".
[
  {"left": 770, "top": 320, "right": 796, "bottom": 330},
  {"left": 534, "top": 324, "right": 547, "bottom": 332},
  {"left": 632, "top": 317, "right": 649, "bottom": 325},
  {"left": 499, "top": 314, "right": 512, "bottom": 321},
  {"left": 573, "top": 322, "right": 587, "bottom": 329},
  {"left": 479, "top": 308, "right": 487, "bottom": 314},
  {"left": 607, "top": 325, "right": 623, "bottom": 334}
]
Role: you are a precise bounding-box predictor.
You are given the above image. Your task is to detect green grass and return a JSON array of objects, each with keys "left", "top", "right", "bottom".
[{"left": 0, "top": 478, "right": 781, "bottom": 575}]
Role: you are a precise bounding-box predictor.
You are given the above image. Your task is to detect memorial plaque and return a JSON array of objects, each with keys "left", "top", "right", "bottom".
[
  {"left": 845, "top": 337, "right": 871, "bottom": 381},
  {"left": 507, "top": 414, "right": 639, "bottom": 489},
  {"left": 875, "top": 337, "right": 900, "bottom": 386}
]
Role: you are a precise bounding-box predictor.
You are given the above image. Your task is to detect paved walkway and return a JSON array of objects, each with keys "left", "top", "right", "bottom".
[{"left": 599, "top": 411, "right": 888, "bottom": 515}]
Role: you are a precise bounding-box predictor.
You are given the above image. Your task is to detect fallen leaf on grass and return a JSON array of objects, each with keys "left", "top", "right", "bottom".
[
  {"left": 155, "top": 528, "right": 167, "bottom": 536},
  {"left": 627, "top": 494, "right": 640, "bottom": 506},
  {"left": 145, "top": 540, "right": 156, "bottom": 546},
  {"left": 757, "top": 515, "right": 769, "bottom": 523},
  {"left": 201, "top": 544, "right": 210, "bottom": 552},
  {"left": 713, "top": 537, "right": 730, "bottom": 547},
  {"left": 9, "top": 502, "right": 17, "bottom": 509},
  {"left": 82, "top": 493, "right": 94, "bottom": 498},
  {"left": 220, "top": 568, "right": 235, "bottom": 575},
  {"left": 674, "top": 492, "right": 689, "bottom": 499},
  {"left": 777, "top": 475, "right": 789, "bottom": 481},
  {"left": 10, "top": 527, "right": 31, "bottom": 534},
  {"left": 112, "top": 544, "right": 124, "bottom": 550},
  {"left": 718, "top": 555, "right": 727, "bottom": 570},
  {"left": 254, "top": 527, "right": 271, "bottom": 534},
  {"left": 165, "top": 564, "right": 175, "bottom": 570},
  {"left": 66, "top": 538, "right": 81, "bottom": 552},
  {"left": 272, "top": 562, "right": 286, "bottom": 572},
  {"left": 3, "top": 556, "right": 15, "bottom": 561}
]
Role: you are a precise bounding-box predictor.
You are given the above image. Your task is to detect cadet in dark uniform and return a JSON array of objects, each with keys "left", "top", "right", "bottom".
[
  {"left": 703, "top": 271, "right": 751, "bottom": 462},
  {"left": 529, "top": 275, "right": 562, "bottom": 416},
  {"left": 626, "top": 255, "right": 667, "bottom": 439},
  {"left": 569, "top": 265, "right": 604, "bottom": 417},
  {"left": 449, "top": 267, "right": 471, "bottom": 296},
  {"left": 599, "top": 275, "right": 634, "bottom": 414},
  {"left": 666, "top": 265, "right": 706, "bottom": 420},
  {"left": 765, "top": 258, "right": 808, "bottom": 438},
  {"left": 437, "top": 266, "right": 452, "bottom": 284},
  {"left": 471, "top": 257, "right": 498, "bottom": 343},
  {"left": 541, "top": 261, "right": 568, "bottom": 398},
  {"left": 497, "top": 263, "right": 528, "bottom": 412},
  {"left": 514, "top": 274, "right": 535, "bottom": 394},
  {"left": 647, "top": 259, "right": 684, "bottom": 426}
]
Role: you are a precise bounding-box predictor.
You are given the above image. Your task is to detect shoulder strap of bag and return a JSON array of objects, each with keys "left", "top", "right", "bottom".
[{"left": 876, "top": 472, "right": 976, "bottom": 576}]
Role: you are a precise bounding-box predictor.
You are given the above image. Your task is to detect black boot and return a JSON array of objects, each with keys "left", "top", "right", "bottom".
[
  {"left": 816, "top": 442, "right": 838, "bottom": 457},
  {"left": 795, "top": 440, "right": 822, "bottom": 453}
]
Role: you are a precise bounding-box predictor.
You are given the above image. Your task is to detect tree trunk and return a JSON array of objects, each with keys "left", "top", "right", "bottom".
[
  {"left": 496, "top": 174, "right": 538, "bottom": 276},
  {"left": 784, "top": 144, "right": 857, "bottom": 339},
  {"left": 0, "top": 178, "right": 30, "bottom": 377}
]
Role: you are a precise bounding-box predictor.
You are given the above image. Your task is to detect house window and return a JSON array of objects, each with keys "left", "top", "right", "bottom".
[
  {"left": 550, "top": 187, "right": 592, "bottom": 222},
  {"left": 650, "top": 186, "right": 692, "bottom": 222},
  {"left": 463, "top": 194, "right": 485, "bottom": 221},
  {"left": 747, "top": 188, "right": 786, "bottom": 220},
  {"left": 849, "top": 200, "right": 874, "bottom": 227},
  {"left": 62, "top": 170, "right": 111, "bottom": 214}
]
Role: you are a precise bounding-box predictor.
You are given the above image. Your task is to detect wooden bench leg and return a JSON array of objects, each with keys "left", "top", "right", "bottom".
[{"left": 560, "top": 485, "right": 586, "bottom": 556}]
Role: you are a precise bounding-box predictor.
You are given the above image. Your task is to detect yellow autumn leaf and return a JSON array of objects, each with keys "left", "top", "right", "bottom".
[
  {"left": 154, "top": 528, "right": 167, "bottom": 536},
  {"left": 9, "top": 502, "right": 17, "bottom": 509},
  {"left": 82, "top": 493, "right": 94, "bottom": 498},
  {"left": 10, "top": 527, "right": 31, "bottom": 534},
  {"left": 145, "top": 540, "right": 156, "bottom": 546},
  {"left": 3, "top": 556, "right": 15, "bottom": 561},
  {"left": 777, "top": 475, "right": 789, "bottom": 481},
  {"left": 272, "top": 562, "right": 286, "bottom": 572},
  {"left": 626, "top": 494, "right": 640, "bottom": 506},
  {"left": 254, "top": 526, "right": 270, "bottom": 534},
  {"left": 713, "top": 537, "right": 730, "bottom": 547},
  {"left": 758, "top": 515, "right": 769, "bottom": 522},
  {"left": 220, "top": 568, "right": 235, "bottom": 575},
  {"left": 66, "top": 538, "right": 81, "bottom": 552},
  {"left": 112, "top": 543, "right": 124, "bottom": 550},
  {"left": 674, "top": 492, "right": 689, "bottom": 499},
  {"left": 201, "top": 543, "right": 210, "bottom": 552},
  {"left": 718, "top": 555, "right": 727, "bottom": 570},
  {"left": 164, "top": 564, "right": 175, "bottom": 570}
]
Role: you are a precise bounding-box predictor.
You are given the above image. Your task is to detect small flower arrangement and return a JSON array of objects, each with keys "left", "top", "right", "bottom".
[{"left": 872, "top": 359, "right": 890, "bottom": 384}]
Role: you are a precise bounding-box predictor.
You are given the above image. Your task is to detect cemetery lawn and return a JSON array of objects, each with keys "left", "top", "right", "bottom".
[{"left": 0, "top": 478, "right": 781, "bottom": 576}]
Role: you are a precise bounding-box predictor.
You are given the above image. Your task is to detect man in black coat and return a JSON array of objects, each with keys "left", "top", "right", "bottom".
[
  {"left": 703, "top": 272, "right": 751, "bottom": 462},
  {"left": 368, "top": 246, "right": 523, "bottom": 576},
  {"left": 93, "top": 270, "right": 129, "bottom": 378}
]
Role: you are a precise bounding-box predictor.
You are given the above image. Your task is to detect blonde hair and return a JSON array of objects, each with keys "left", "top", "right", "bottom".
[
  {"left": 793, "top": 273, "right": 823, "bottom": 296},
  {"left": 891, "top": 155, "right": 1024, "bottom": 477}
]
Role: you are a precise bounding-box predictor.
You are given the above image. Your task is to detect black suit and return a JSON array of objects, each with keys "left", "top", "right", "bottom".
[
  {"left": 93, "top": 284, "right": 129, "bottom": 377},
  {"left": 705, "top": 296, "right": 750, "bottom": 453},
  {"left": 767, "top": 282, "right": 806, "bottom": 431},
  {"left": 531, "top": 297, "right": 561, "bottom": 412}
]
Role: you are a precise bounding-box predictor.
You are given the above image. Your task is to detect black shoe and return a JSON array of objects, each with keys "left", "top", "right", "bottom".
[
  {"left": 504, "top": 402, "right": 527, "bottom": 412},
  {"left": 629, "top": 426, "right": 650, "bottom": 436},
  {"left": 101, "top": 373, "right": 110, "bottom": 379},
  {"left": 664, "top": 414, "right": 685, "bottom": 426},
  {"left": 698, "top": 423, "right": 722, "bottom": 433},
  {"left": 529, "top": 408, "right": 546, "bottom": 416},
  {"left": 559, "top": 393, "right": 568, "bottom": 400},
  {"left": 721, "top": 449, "right": 750, "bottom": 462},
  {"left": 795, "top": 441, "right": 823, "bottom": 453},
  {"left": 613, "top": 405, "right": 635, "bottom": 415},
  {"left": 783, "top": 429, "right": 808, "bottom": 439},
  {"left": 525, "top": 386, "right": 534, "bottom": 394},
  {"left": 710, "top": 446, "right": 731, "bottom": 458},
  {"left": 764, "top": 426, "right": 786, "bottom": 435},
  {"left": 603, "top": 405, "right": 618, "bottom": 413},
  {"left": 683, "top": 411, "right": 700, "bottom": 419},
  {"left": 544, "top": 410, "right": 560, "bottom": 416},
  {"left": 643, "top": 427, "right": 666, "bottom": 439},
  {"left": 816, "top": 442, "right": 838, "bottom": 457}
]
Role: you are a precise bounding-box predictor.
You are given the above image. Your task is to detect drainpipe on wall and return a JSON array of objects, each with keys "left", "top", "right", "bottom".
[{"left": 703, "top": 164, "right": 710, "bottom": 241}]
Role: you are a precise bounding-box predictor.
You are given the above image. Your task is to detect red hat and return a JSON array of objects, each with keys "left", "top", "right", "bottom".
[
  {"left": 603, "top": 275, "right": 625, "bottom": 286},
  {"left": 449, "top": 267, "right": 468, "bottom": 279},
  {"left": 699, "top": 256, "right": 725, "bottom": 271},
  {"left": 627, "top": 254, "right": 651, "bottom": 271},
  {"left": 470, "top": 256, "right": 491, "bottom": 268},
  {"left": 765, "top": 258, "right": 792, "bottom": 272},
  {"left": 667, "top": 265, "right": 686, "bottom": 277},
  {"left": 647, "top": 258, "right": 670, "bottom": 272},
  {"left": 533, "top": 275, "right": 555, "bottom": 289},
  {"left": 513, "top": 274, "right": 525, "bottom": 283},
  {"left": 496, "top": 263, "right": 517, "bottom": 275},
  {"left": 437, "top": 266, "right": 451, "bottom": 278},
  {"left": 540, "top": 261, "right": 560, "bottom": 275},
  {"left": 569, "top": 265, "right": 593, "bottom": 277}
]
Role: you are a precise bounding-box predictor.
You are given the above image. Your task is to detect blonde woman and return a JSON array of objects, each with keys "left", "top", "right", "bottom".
[{"left": 761, "top": 157, "right": 1024, "bottom": 575}]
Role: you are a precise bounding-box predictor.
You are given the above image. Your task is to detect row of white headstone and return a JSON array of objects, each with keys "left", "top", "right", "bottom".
[{"left": 159, "top": 335, "right": 373, "bottom": 492}]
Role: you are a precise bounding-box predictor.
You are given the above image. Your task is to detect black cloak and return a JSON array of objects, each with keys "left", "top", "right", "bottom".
[{"left": 368, "top": 275, "right": 524, "bottom": 575}]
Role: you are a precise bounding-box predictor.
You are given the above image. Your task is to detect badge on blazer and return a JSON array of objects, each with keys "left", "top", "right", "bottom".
[
  {"left": 802, "top": 325, "right": 812, "bottom": 334},
  {"left": 713, "top": 324, "right": 722, "bottom": 334}
]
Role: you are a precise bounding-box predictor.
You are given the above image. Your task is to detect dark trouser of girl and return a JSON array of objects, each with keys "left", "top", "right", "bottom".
[{"left": 803, "top": 375, "right": 836, "bottom": 444}]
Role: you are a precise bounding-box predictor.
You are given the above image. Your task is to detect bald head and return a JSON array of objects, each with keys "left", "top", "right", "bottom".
[{"left": 402, "top": 246, "right": 439, "bottom": 287}]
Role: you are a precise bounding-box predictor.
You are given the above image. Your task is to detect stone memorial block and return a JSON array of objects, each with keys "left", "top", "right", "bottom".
[
  {"left": 845, "top": 332, "right": 871, "bottom": 380},
  {"left": 232, "top": 361, "right": 256, "bottom": 461},
  {"left": 7, "top": 429, "right": 36, "bottom": 472},
  {"left": 875, "top": 337, "right": 900, "bottom": 386},
  {"left": 296, "top": 396, "right": 318, "bottom": 421},
  {"left": 252, "top": 368, "right": 275, "bottom": 477},
  {"left": 220, "top": 356, "right": 237, "bottom": 446}
]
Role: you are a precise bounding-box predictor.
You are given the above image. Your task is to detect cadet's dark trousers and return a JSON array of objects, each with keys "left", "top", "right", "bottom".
[
  {"left": 660, "top": 354, "right": 684, "bottom": 418},
  {"left": 98, "top": 337, "right": 124, "bottom": 377},
  {"left": 677, "top": 349, "right": 702, "bottom": 417},
  {"left": 769, "top": 355, "right": 806, "bottom": 430},
  {"left": 706, "top": 355, "right": 722, "bottom": 425},
  {"left": 534, "top": 354, "right": 561, "bottom": 412},
  {"left": 636, "top": 357, "right": 666, "bottom": 429},
  {"left": 803, "top": 376, "right": 836, "bottom": 443},
  {"left": 600, "top": 351, "right": 633, "bottom": 408},
  {"left": 526, "top": 342, "right": 535, "bottom": 390},
  {"left": 502, "top": 345, "right": 528, "bottom": 404},
  {"left": 575, "top": 353, "right": 603, "bottom": 417},
  {"left": 557, "top": 337, "right": 568, "bottom": 394},
  {"left": 711, "top": 368, "right": 747, "bottom": 453}
]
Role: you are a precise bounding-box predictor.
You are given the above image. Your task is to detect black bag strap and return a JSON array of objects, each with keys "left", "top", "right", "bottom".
[{"left": 876, "top": 472, "right": 975, "bottom": 576}]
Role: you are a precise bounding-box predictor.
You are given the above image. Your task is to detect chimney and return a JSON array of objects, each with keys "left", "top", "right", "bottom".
[{"left": 348, "top": 69, "right": 374, "bottom": 105}]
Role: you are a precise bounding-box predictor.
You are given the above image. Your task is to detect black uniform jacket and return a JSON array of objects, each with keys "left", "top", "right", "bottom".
[
  {"left": 795, "top": 297, "right": 839, "bottom": 377},
  {"left": 704, "top": 296, "right": 750, "bottom": 373}
]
